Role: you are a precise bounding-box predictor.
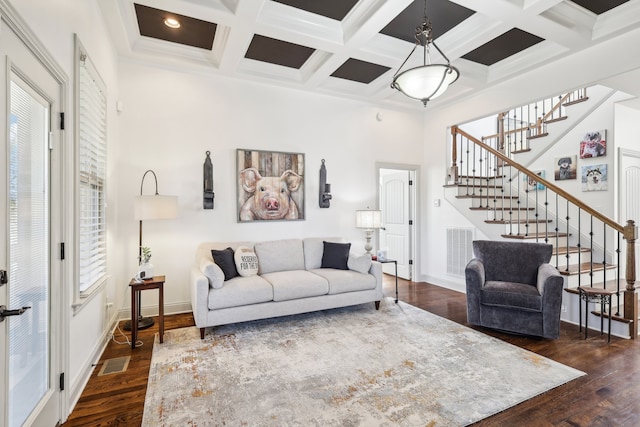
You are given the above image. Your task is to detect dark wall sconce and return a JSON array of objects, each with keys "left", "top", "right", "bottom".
[
  {"left": 319, "top": 159, "right": 332, "bottom": 208},
  {"left": 203, "top": 151, "right": 214, "bottom": 209}
]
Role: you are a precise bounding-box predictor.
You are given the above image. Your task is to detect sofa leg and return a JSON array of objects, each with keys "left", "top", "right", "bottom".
[
  {"left": 200, "top": 328, "right": 205, "bottom": 339},
  {"left": 375, "top": 301, "right": 380, "bottom": 310}
]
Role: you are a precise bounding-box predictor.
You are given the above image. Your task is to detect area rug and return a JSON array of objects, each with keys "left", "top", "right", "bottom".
[{"left": 142, "top": 299, "right": 584, "bottom": 426}]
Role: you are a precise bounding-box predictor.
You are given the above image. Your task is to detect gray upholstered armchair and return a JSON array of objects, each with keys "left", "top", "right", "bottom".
[{"left": 465, "top": 240, "right": 564, "bottom": 339}]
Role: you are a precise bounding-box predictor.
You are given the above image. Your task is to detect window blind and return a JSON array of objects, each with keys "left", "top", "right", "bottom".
[{"left": 78, "top": 49, "right": 107, "bottom": 294}]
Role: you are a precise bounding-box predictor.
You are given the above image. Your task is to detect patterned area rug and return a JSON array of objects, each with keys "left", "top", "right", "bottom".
[{"left": 142, "top": 299, "right": 584, "bottom": 426}]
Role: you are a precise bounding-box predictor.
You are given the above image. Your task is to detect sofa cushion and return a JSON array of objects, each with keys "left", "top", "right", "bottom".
[
  {"left": 303, "top": 237, "right": 343, "bottom": 270},
  {"left": 200, "top": 259, "right": 224, "bottom": 289},
  {"left": 234, "top": 246, "right": 259, "bottom": 277},
  {"left": 310, "top": 269, "right": 376, "bottom": 294},
  {"left": 261, "top": 270, "right": 329, "bottom": 302},
  {"left": 321, "top": 241, "right": 351, "bottom": 270},
  {"left": 481, "top": 280, "right": 542, "bottom": 311},
  {"left": 211, "top": 247, "right": 239, "bottom": 281},
  {"left": 348, "top": 253, "right": 372, "bottom": 274},
  {"left": 254, "top": 239, "right": 305, "bottom": 274},
  {"left": 208, "top": 275, "right": 274, "bottom": 310}
]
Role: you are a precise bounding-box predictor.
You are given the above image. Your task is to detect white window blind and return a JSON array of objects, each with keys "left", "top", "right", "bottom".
[{"left": 77, "top": 39, "right": 107, "bottom": 295}]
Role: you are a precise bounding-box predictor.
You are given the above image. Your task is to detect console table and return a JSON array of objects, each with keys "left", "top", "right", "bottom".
[{"left": 130, "top": 275, "right": 165, "bottom": 349}]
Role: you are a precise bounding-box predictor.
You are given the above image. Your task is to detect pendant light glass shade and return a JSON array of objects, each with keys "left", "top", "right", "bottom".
[
  {"left": 391, "top": 0, "right": 459, "bottom": 107},
  {"left": 393, "top": 63, "right": 459, "bottom": 104}
]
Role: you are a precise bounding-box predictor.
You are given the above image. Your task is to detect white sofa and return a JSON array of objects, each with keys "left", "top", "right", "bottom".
[{"left": 191, "top": 237, "right": 383, "bottom": 338}]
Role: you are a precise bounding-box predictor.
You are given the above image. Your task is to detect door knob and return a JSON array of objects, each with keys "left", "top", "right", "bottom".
[{"left": 0, "top": 305, "right": 31, "bottom": 322}]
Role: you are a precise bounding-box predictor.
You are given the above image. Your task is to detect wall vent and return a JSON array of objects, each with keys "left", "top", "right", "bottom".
[
  {"left": 98, "top": 356, "right": 130, "bottom": 376},
  {"left": 447, "top": 227, "right": 475, "bottom": 277}
]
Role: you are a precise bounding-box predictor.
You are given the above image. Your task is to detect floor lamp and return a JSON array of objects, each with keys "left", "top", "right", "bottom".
[
  {"left": 124, "top": 169, "right": 178, "bottom": 331},
  {"left": 356, "top": 208, "right": 382, "bottom": 255}
]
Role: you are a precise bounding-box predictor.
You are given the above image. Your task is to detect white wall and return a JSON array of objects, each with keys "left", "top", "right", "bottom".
[{"left": 115, "top": 60, "right": 425, "bottom": 314}]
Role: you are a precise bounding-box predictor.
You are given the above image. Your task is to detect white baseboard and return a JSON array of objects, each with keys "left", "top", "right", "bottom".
[
  {"left": 420, "top": 274, "right": 466, "bottom": 293},
  {"left": 117, "top": 301, "right": 193, "bottom": 321}
]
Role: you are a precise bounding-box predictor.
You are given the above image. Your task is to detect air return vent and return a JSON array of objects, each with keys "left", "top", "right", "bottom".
[
  {"left": 446, "top": 227, "right": 474, "bottom": 277},
  {"left": 98, "top": 356, "right": 130, "bottom": 376}
]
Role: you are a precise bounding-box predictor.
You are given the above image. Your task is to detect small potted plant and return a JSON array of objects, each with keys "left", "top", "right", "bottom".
[{"left": 138, "top": 246, "right": 153, "bottom": 279}]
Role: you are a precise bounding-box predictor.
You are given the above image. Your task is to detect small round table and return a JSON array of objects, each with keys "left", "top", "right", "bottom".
[{"left": 578, "top": 286, "right": 616, "bottom": 343}]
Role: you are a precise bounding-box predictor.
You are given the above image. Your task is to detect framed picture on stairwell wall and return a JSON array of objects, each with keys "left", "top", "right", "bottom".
[
  {"left": 554, "top": 155, "right": 577, "bottom": 180},
  {"left": 579, "top": 130, "right": 606, "bottom": 159},
  {"left": 523, "top": 170, "right": 545, "bottom": 191}
]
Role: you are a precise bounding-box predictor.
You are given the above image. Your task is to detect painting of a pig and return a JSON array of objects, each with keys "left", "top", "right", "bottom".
[{"left": 237, "top": 149, "right": 305, "bottom": 222}]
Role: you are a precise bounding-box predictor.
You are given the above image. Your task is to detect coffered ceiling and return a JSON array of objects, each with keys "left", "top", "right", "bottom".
[{"left": 99, "top": 0, "right": 640, "bottom": 109}]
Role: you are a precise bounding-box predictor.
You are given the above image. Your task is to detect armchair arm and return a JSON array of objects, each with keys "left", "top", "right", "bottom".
[
  {"left": 536, "top": 263, "right": 563, "bottom": 296},
  {"left": 537, "top": 263, "right": 565, "bottom": 339},
  {"left": 465, "top": 258, "right": 485, "bottom": 324}
]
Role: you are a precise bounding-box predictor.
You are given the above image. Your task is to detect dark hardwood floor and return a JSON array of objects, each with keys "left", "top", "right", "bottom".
[{"left": 63, "top": 275, "right": 640, "bottom": 426}]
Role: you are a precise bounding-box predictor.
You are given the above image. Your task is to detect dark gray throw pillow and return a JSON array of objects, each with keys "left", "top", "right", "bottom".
[
  {"left": 321, "top": 241, "right": 351, "bottom": 270},
  {"left": 211, "top": 247, "right": 239, "bottom": 281}
]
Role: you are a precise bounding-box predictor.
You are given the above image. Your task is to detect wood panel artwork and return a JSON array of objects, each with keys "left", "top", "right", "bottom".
[{"left": 236, "top": 148, "right": 305, "bottom": 222}]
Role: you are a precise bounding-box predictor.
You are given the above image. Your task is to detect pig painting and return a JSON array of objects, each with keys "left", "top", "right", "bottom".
[{"left": 239, "top": 167, "right": 303, "bottom": 221}]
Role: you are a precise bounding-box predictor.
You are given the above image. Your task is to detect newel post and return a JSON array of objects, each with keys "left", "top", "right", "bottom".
[
  {"left": 448, "top": 126, "right": 459, "bottom": 184},
  {"left": 623, "top": 220, "right": 638, "bottom": 338}
]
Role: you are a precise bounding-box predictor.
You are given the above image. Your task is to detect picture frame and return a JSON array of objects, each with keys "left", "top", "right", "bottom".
[
  {"left": 236, "top": 148, "right": 305, "bottom": 222},
  {"left": 579, "top": 130, "right": 606, "bottom": 159},
  {"left": 523, "top": 170, "right": 545, "bottom": 191},
  {"left": 581, "top": 164, "right": 608, "bottom": 192},
  {"left": 554, "top": 155, "right": 577, "bottom": 180}
]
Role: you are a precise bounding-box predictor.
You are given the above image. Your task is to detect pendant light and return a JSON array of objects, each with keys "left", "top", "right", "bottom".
[{"left": 391, "top": 0, "right": 460, "bottom": 107}]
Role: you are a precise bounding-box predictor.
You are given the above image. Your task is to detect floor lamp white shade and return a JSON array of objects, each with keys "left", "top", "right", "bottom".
[
  {"left": 356, "top": 209, "right": 382, "bottom": 254},
  {"left": 134, "top": 195, "right": 178, "bottom": 221}
]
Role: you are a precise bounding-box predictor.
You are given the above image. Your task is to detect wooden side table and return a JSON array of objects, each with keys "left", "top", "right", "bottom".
[
  {"left": 130, "top": 275, "right": 165, "bottom": 349},
  {"left": 578, "top": 286, "right": 615, "bottom": 343}
]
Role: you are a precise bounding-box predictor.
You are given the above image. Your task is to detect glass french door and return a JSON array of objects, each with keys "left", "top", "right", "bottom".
[{"left": 1, "top": 14, "right": 62, "bottom": 427}]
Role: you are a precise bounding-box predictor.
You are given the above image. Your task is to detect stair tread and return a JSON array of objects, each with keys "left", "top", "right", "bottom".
[
  {"left": 545, "top": 116, "right": 568, "bottom": 124},
  {"left": 469, "top": 206, "right": 534, "bottom": 211},
  {"left": 563, "top": 97, "right": 589, "bottom": 107},
  {"left": 486, "top": 219, "right": 551, "bottom": 224},
  {"left": 455, "top": 184, "right": 504, "bottom": 189},
  {"left": 511, "top": 148, "right": 531, "bottom": 154},
  {"left": 527, "top": 132, "right": 548, "bottom": 140},
  {"left": 558, "top": 262, "right": 617, "bottom": 276},
  {"left": 458, "top": 175, "right": 505, "bottom": 180},
  {"left": 553, "top": 246, "right": 591, "bottom": 255},
  {"left": 456, "top": 195, "right": 519, "bottom": 200},
  {"left": 501, "top": 232, "right": 570, "bottom": 239},
  {"left": 565, "top": 279, "right": 627, "bottom": 293}
]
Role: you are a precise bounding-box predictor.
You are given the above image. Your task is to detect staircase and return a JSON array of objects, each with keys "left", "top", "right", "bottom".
[{"left": 445, "top": 88, "right": 639, "bottom": 339}]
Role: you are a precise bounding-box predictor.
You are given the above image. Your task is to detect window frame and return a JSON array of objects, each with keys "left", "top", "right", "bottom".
[{"left": 73, "top": 35, "right": 108, "bottom": 312}]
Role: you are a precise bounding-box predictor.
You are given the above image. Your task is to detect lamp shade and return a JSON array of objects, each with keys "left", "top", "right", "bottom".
[
  {"left": 356, "top": 210, "right": 382, "bottom": 229},
  {"left": 393, "top": 64, "right": 459, "bottom": 102},
  {"left": 134, "top": 195, "right": 178, "bottom": 220}
]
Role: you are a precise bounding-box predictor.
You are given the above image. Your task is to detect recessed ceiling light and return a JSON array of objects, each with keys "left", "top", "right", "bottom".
[{"left": 164, "top": 17, "right": 180, "bottom": 29}]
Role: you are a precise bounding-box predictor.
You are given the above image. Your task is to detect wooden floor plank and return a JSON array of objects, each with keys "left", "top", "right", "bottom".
[{"left": 62, "top": 276, "right": 640, "bottom": 426}]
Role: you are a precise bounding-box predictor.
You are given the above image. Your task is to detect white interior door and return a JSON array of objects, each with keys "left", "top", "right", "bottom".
[
  {"left": 1, "top": 16, "right": 63, "bottom": 427},
  {"left": 380, "top": 170, "right": 412, "bottom": 279},
  {"left": 619, "top": 148, "right": 640, "bottom": 287}
]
